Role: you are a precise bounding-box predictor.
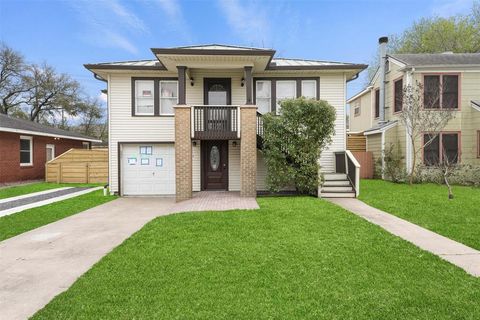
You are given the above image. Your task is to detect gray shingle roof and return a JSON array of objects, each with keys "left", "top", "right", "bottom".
[
  {"left": 389, "top": 53, "right": 480, "bottom": 66},
  {"left": 0, "top": 113, "right": 101, "bottom": 142}
]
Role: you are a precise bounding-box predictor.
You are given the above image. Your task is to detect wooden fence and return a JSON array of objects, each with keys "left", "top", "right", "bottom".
[
  {"left": 45, "top": 148, "right": 108, "bottom": 184},
  {"left": 347, "top": 133, "right": 366, "bottom": 152},
  {"left": 351, "top": 151, "right": 374, "bottom": 179}
]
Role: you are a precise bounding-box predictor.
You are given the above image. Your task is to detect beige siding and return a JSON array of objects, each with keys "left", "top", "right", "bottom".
[
  {"left": 228, "top": 140, "right": 241, "bottom": 191},
  {"left": 349, "top": 91, "right": 372, "bottom": 132},
  {"left": 366, "top": 133, "right": 382, "bottom": 163}
]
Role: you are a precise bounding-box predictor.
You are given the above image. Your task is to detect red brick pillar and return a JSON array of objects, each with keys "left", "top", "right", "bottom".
[
  {"left": 240, "top": 105, "right": 257, "bottom": 197},
  {"left": 174, "top": 105, "right": 192, "bottom": 202}
]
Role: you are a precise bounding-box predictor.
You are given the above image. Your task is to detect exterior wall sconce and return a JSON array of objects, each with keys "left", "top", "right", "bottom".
[
  {"left": 190, "top": 78, "right": 194, "bottom": 86},
  {"left": 192, "top": 141, "right": 197, "bottom": 147},
  {"left": 241, "top": 77, "right": 245, "bottom": 87},
  {"left": 232, "top": 141, "right": 237, "bottom": 147}
]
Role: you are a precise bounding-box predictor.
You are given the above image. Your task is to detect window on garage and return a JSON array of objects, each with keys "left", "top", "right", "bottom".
[{"left": 135, "top": 80, "right": 155, "bottom": 115}]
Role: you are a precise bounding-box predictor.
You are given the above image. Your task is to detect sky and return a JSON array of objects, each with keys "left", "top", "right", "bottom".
[{"left": 0, "top": 0, "right": 475, "bottom": 106}]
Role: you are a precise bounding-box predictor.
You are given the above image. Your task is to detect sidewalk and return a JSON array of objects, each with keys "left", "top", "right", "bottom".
[{"left": 327, "top": 198, "right": 480, "bottom": 277}]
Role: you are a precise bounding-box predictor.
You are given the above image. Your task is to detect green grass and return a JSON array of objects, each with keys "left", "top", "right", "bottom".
[
  {"left": 33, "top": 197, "right": 479, "bottom": 319},
  {"left": 0, "top": 182, "right": 101, "bottom": 200},
  {"left": 0, "top": 190, "right": 116, "bottom": 241},
  {"left": 359, "top": 179, "right": 480, "bottom": 250}
]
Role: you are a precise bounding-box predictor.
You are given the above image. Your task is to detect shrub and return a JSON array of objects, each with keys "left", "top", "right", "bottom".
[
  {"left": 262, "top": 98, "right": 336, "bottom": 194},
  {"left": 416, "top": 164, "right": 480, "bottom": 187},
  {"left": 376, "top": 143, "right": 407, "bottom": 182}
]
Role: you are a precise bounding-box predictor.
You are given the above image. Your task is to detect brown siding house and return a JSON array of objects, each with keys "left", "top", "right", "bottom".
[{"left": 0, "top": 114, "right": 101, "bottom": 183}]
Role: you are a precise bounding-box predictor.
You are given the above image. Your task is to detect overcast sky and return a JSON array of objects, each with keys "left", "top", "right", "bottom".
[{"left": 0, "top": 0, "right": 474, "bottom": 104}]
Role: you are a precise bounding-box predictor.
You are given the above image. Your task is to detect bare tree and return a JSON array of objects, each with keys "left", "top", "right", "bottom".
[
  {"left": 438, "top": 146, "right": 459, "bottom": 199},
  {"left": 22, "top": 63, "right": 80, "bottom": 122},
  {"left": 76, "top": 97, "right": 104, "bottom": 136},
  {"left": 0, "top": 43, "right": 29, "bottom": 115},
  {"left": 400, "top": 81, "right": 455, "bottom": 184}
]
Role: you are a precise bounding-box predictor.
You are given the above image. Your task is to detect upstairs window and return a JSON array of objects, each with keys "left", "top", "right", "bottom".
[
  {"left": 424, "top": 74, "right": 459, "bottom": 109},
  {"left": 394, "top": 78, "right": 403, "bottom": 113},
  {"left": 423, "top": 132, "right": 460, "bottom": 166},
  {"left": 301, "top": 80, "right": 317, "bottom": 99},
  {"left": 354, "top": 106, "right": 361, "bottom": 117},
  {"left": 276, "top": 80, "right": 296, "bottom": 114},
  {"left": 160, "top": 81, "right": 178, "bottom": 115},
  {"left": 20, "top": 136, "right": 33, "bottom": 166},
  {"left": 135, "top": 80, "right": 154, "bottom": 115},
  {"left": 256, "top": 80, "right": 271, "bottom": 114},
  {"left": 374, "top": 89, "right": 380, "bottom": 118}
]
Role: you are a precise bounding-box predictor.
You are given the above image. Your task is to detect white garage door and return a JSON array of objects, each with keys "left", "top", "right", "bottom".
[{"left": 121, "top": 143, "right": 175, "bottom": 196}]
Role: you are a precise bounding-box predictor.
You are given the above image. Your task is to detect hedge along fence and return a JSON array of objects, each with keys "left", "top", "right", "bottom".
[{"left": 45, "top": 148, "right": 108, "bottom": 184}]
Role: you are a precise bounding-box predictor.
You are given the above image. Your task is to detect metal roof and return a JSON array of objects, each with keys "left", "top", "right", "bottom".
[
  {"left": 271, "top": 58, "right": 361, "bottom": 67},
  {"left": 169, "top": 44, "right": 272, "bottom": 51},
  {"left": 389, "top": 53, "right": 480, "bottom": 66},
  {"left": 364, "top": 121, "right": 398, "bottom": 135},
  {"left": 0, "top": 113, "right": 101, "bottom": 142}
]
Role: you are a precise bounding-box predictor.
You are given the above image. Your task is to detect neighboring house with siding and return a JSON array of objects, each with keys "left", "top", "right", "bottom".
[
  {"left": 0, "top": 113, "right": 101, "bottom": 183},
  {"left": 85, "top": 44, "right": 366, "bottom": 200},
  {"left": 348, "top": 38, "right": 480, "bottom": 174}
]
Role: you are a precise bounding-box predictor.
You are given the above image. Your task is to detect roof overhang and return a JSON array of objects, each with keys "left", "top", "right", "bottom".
[
  {"left": 347, "top": 86, "right": 372, "bottom": 103},
  {"left": 151, "top": 47, "right": 276, "bottom": 72},
  {"left": 472, "top": 100, "right": 480, "bottom": 112},
  {"left": 364, "top": 121, "right": 398, "bottom": 136},
  {"left": 0, "top": 127, "right": 102, "bottom": 143}
]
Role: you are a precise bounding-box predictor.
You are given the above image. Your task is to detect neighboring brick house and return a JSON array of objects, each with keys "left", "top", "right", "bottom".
[
  {"left": 0, "top": 114, "right": 101, "bottom": 183},
  {"left": 85, "top": 44, "right": 367, "bottom": 200},
  {"left": 348, "top": 37, "right": 480, "bottom": 174}
]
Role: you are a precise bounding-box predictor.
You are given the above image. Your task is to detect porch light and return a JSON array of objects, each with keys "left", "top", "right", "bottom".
[
  {"left": 232, "top": 141, "right": 237, "bottom": 147},
  {"left": 190, "top": 78, "right": 194, "bottom": 86},
  {"left": 192, "top": 141, "right": 197, "bottom": 147},
  {"left": 241, "top": 77, "right": 245, "bottom": 87}
]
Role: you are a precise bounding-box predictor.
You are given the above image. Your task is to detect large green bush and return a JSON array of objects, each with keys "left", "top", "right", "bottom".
[{"left": 261, "top": 98, "right": 336, "bottom": 194}]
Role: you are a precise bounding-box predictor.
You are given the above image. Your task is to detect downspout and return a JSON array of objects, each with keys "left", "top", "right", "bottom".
[{"left": 378, "top": 36, "right": 388, "bottom": 123}]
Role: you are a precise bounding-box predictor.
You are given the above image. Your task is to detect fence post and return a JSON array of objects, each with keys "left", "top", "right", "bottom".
[
  {"left": 57, "top": 163, "right": 63, "bottom": 183},
  {"left": 86, "top": 163, "right": 90, "bottom": 184}
]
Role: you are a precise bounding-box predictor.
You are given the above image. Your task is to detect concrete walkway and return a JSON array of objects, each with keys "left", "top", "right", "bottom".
[
  {"left": 0, "top": 192, "right": 259, "bottom": 320},
  {"left": 328, "top": 198, "right": 480, "bottom": 277}
]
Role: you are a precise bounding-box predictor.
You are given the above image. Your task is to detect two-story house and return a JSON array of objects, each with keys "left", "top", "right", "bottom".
[
  {"left": 348, "top": 38, "right": 480, "bottom": 175},
  {"left": 85, "top": 45, "right": 366, "bottom": 201}
]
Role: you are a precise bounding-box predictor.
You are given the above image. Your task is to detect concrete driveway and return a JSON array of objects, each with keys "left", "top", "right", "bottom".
[{"left": 0, "top": 197, "right": 176, "bottom": 320}]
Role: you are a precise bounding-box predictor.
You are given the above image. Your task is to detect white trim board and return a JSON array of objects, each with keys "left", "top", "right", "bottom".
[
  {"left": 0, "top": 187, "right": 103, "bottom": 218},
  {"left": 0, "top": 187, "right": 73, "bottom": 204},
  {"left": 0, "top": 127, "right": 102, "bottom": 143}
]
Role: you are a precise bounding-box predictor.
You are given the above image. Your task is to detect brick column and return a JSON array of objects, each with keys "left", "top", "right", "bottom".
[
  {"left": 240, "top": 105, "right": 257, "bottom": 197},
  {"left": 174, "top": 105, "right": 192, "bottom": 202}
]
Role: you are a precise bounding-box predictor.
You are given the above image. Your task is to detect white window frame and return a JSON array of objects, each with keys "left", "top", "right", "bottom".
[
  {"left": 354, "top": 106, "right": 361, "bottom": 117},
  {"left": 255, "top": 80, "right": 271, "bottom": 114},
  {"left": 135, "top": 80, "right": 155, "bottom": 116},
  {"left": 276, "top": 80, "right": 297, "bottom": 115},
  {"left": 20, "top": 135, "right": 33, "bottom": 166},
  {"left": 301, "top": 80, "right": 317, "bottom": 99},
  {"left": 46, "top": 144, "right": 55, "bottom": 162},
  {"left": 159, "top": 80, "right": 178, "bottom": 116}
]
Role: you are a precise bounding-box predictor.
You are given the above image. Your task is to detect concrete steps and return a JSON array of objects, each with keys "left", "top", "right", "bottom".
[{"left": 320, "top": 173, "right": 356, "bottom": 198}]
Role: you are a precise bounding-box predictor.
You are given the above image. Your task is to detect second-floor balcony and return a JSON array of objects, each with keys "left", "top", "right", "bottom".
[{"left": 192, "top": 106, "right": 265, "bottom": 142}]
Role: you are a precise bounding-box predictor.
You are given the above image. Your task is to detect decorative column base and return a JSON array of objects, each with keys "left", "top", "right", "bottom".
[
  {"left": 174, "top": 105, "right": 192, "bottom": 202},
  {"left": 240, "top": 105, "right": 257, "bottom": 197}
]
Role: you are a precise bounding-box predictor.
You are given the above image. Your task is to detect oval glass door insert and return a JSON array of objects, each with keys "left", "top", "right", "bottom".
[{"left": 210, "top": 146, "right": 220, "bottom": 171}]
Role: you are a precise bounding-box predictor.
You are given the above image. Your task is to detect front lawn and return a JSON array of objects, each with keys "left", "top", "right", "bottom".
[
  {"left": 0, "top": 190, "right": 116, "bottom": 241},
  {"left": 359, "top": 179, "right": 480, "bottom": 250},
  {"left": 0, "top": 182, "right": 97, "bottom": 200},
  {"left": 33, "top": 197, "right": 479, "bottom": 319}
]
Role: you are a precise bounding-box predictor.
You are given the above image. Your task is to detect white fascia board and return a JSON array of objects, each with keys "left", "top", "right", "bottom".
[
  {"left": 363, "top": 121, "right": 398, "bottom": 136},
  {"left": 472, "top": 102, "right": 480, "bottom": 112},
  {"left": 347, "top": 86, "right": 372, "bottom": 103},
  {"left": 387, "top": 55, "right": 407, "bottom": 68},
  {"left": 0, "top": 127, "right": 102, "bottom": 143}
]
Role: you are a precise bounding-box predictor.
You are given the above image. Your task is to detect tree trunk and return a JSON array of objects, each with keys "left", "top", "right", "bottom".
[
  {"left": 409, "top": 149, "right": 416, "bottom": 185},
  {"left": 443, "top": 169, "right": 454, "bottom": 200}
]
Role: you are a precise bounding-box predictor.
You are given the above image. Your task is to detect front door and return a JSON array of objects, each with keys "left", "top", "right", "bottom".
[{"left": 202, "top": 140, "right": 228, "bottom": 190}]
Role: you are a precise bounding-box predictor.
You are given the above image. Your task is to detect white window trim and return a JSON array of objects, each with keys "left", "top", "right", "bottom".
[
  {"left": 276, "top": 80, "right": 297, "bottom": 115},
  {"left": 135, "top": 80, "right": 155, "bottom": 116},
  {"left": 159, "top": 80, "right": 178, "bottom": 116},
  {"left": 255, "top": 80, "right": 272, "bottom": 114},
  {"left": 301, "top": 80, "right": 317, "bottom": 99},
  {"left": 46, "top": 144, "right": 55, "bottom": 162},
  {"left": 82, "top": 142, "right": 90, "bottom": 149},
  {"left": 354, "top": 105, "right": 361, "bottom": 117},
  {"left": 20, "top": 135, "right": 33, "bottom": 166}
]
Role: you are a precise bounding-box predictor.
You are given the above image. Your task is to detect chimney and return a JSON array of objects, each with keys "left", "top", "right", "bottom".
[{"left": 378, "top": 36, "right": 388, "bottom": 123}]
